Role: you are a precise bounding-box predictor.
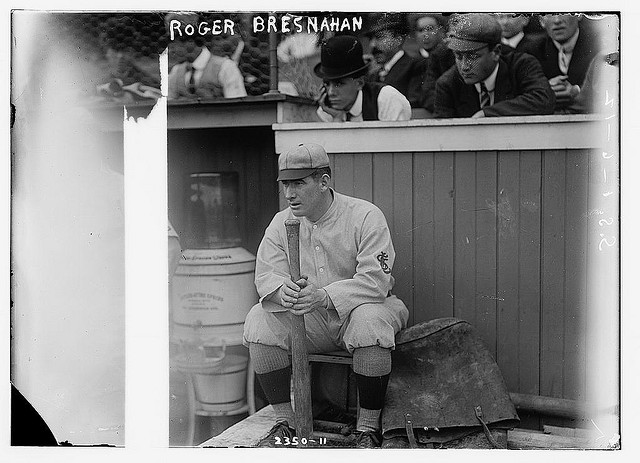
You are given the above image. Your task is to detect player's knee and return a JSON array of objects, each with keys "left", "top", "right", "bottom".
[
  {"left": 343, "top": 304, "right": 396, "bottom": 348},
  {"left": 243, "top": 303, "right": 270, "bottom": 343}
]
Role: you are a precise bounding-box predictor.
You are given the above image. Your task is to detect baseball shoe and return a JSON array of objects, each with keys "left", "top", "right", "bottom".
[
  {"left": 354, "top": 429, "right": 382, "bottom": 448},
  {"left": 256, "top": 421, "right": 296, "bottom": 448}
]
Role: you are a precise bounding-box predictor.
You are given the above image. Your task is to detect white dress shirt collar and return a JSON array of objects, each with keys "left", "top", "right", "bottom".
[
  {"left": 552, "top": 29, "right": 580, "bottom": 54},
  {"left": 474, "top": 62, "right": 500, "bottom": 94},
  {"left": 383, "top": 50, "right": 405, "bottom": 73},
  {"left": 502, "top": 31, "right": 525, "bottom": 49},
  {"left": 192, "top": 47, "right": 211, "bottom": 70},
  {"left": 474, "top": 63, "right": 500, "bottom": 106},
  {"left": 346, "top": 90, "right": 364, "bottom": 121}
]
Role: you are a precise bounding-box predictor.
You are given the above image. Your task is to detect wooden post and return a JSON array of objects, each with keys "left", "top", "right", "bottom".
[
  {"left": 284, "top": 219, "right": 313, "bottom": 446},
  {"left": 268, "top": 26, "right": 279, "bottom": 94}
]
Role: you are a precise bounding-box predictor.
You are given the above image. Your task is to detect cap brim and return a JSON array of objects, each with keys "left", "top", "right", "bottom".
[
  {"left": 313, "top": 62, "right": 370, "bottom": 80},
  {"left": 445, "top": 37, "right": 489, "bottom": 52},
  {"left": 277, "top": 168, "right": 319, "bottom": 181}
]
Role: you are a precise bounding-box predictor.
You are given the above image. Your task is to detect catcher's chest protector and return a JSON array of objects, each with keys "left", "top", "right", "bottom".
[{"left": 382, "top": 318, "right": 519, "bottom": 446}]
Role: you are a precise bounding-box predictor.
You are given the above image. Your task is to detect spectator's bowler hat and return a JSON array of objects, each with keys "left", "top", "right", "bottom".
[
  {"left": 278, "top": 143, "right": 330, "bottom": 181},
  {"left": 445, "top": 14, "right": 502, "bottom": 51},
  {"left": 314, "top": 35, "right": 369, "bottom": 80}
]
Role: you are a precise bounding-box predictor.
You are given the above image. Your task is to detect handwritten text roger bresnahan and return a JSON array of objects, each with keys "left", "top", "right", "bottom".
[{"left": 168, "top": 14, "right": 363, "bottom": 40}]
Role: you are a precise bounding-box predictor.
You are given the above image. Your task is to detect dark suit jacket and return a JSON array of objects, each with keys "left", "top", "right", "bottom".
[
  {"left": 408, "top": 42, "right": 456, "bottom": 111},
  {"left": 532, "top": 29, "right": 599, "bottom": 87},
  {"left": 511, "top": 32, "right": 547, "bottom": 57},
  {"left": 370, "top": 53, "right": 423, "bottom": 103},
  {"left": 434, "top": 51, "right": 555, "bottom": 118}
]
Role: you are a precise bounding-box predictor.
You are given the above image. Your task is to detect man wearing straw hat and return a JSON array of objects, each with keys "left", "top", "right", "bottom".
[{"left": 314, "top": 35, "right": 411, "bottom": 122}]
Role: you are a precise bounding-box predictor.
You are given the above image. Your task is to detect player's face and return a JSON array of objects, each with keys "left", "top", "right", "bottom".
[
  {"left": 454, "top": 45, "right": 500, "bottom": 85},
  {"left": 282, "top": 175, "right": 327, "bottom": 222}
]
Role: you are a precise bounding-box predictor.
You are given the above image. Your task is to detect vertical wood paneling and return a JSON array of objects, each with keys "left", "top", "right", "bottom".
[
  {"left": 541, "top": 150, "right": 567, "bottom": 398},
  {"left": 453, "top": 152, "right": 477, "bottom": 326},
  {"left": 497, "top": 151, "right": 522, "bottom": 393},
  {"left": 353, "top": 153, "right": 373, "bottom": 202},
  {"left": 334, "top": 153, "right": 355, "bottom": 198},
  {"left": 392, "top": 153, "right": 414, "bottom": 324},
  {"left": 475, "top": 152, "right": 498, "bottom": 356},
  {"left": 563, "top": 149, "right": 589, "bottom": 401},
  {"left": 518, "top": 151, "right": 542, "bottom": 396},
  {"left": 433, "top": 153, "right": 455, "bottom": 318},
  {"left": 412, "top": 153, "right": 435, "bottom": 324},
  {"left": 372, "top": 153, "right": 394, "bottom": 229}
]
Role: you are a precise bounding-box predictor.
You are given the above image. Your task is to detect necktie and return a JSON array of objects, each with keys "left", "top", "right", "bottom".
[
  {"left": 479, "top": 82, "right": 491, "bottom": 108},
  {"left": 346, "top": 112, "right": 352, "bottom": 121},
  {"left": 559, "top": 47, "right": 569, "bottom": 75},
  {"left": 187, "top": 63, "right": 196, "bottom": 94}
]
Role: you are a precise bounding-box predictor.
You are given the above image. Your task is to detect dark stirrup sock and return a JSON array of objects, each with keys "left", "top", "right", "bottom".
[
  {"left": 354, "top": 372, "right": 391, "bottom": 411},
  {"left": 255, "top": 366, "right": 293, "bottom": 405}
]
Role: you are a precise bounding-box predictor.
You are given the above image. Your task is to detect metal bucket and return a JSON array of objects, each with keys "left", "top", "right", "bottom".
[{"left": 173, "top": 350, "right": 249, "bottom": 413}]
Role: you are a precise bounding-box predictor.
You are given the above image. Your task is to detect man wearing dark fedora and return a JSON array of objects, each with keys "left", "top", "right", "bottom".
[
  {"left": 434, "top": 13, "right": 555, "bottom": 118},
  {"left": 315, "top": 35, "right": 411, "bottom": 122}
]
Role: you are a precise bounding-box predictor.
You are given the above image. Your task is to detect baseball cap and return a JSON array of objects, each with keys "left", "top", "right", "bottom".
[
  {"left": 446, "top": 13, "right": 502, "bottom": 51},
  {"left": 277, "top": 143, "right": 330, "bottom": 181}
]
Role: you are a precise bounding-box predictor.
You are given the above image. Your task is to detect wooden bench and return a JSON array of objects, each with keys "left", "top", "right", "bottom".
[{"left": 308, "top": 351, "right": 353, "bottom": 365}]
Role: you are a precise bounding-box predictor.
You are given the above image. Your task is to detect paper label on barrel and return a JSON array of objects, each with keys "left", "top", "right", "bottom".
[{"left": 180, "top": 292, "right": 224, "bottom": 310}]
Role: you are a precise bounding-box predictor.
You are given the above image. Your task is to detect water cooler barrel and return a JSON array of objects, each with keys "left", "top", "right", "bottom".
[{"left": 171, "top": 247, "right": 258, "bottom": 346}]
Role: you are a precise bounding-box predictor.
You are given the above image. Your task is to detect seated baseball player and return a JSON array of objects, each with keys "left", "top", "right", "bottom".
[
  {"left": 315, "top": 35, "right": 411, "bottom": 122},
  {"left": 243, "top": 143, "right": 409, "bottom": 448},
  {"left": 434, "top": 13, "right": 555, "bottom": 118}
]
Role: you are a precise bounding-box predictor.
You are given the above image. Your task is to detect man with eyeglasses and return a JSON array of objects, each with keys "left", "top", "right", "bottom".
[{"left": 434, "top": 13, "right": 555, "bottom": 118}]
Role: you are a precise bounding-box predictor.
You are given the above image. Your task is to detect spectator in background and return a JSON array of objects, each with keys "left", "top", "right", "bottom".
[
  {"left": 414, "top": 13, "right": 448, "bottom": 59},
  {"left": 315, "top": 35, "right": 411, "bottom": 122},
  {"left": 409, "top": 14, "right": 455, "bottom": 114},
  {"left": 95, "top": 15, "right": 163, "bottom": 103},
  {"left": 166, "top": 13, "right": 247, "bottom": 100},
  {"left": 434, "top": 13, "right": 554, "bottom": 118},
  {"left": 496, "top": 13, "right": 545, "bottom": 56},
  {"left": 536, "top": 14, "right": 599, "bottom": 112},
  {"left": 365, "top": 14, "right": 423, "bottom": 103}
]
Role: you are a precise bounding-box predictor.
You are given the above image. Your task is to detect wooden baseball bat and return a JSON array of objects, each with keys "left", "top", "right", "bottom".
[{"left": 284, "top": 219, "right": 313, "bottom": 446}]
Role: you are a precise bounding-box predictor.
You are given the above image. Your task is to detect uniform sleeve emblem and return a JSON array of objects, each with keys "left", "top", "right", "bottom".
[{"left": 376, "top": 251, "right": 391, "bottom": 274}]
